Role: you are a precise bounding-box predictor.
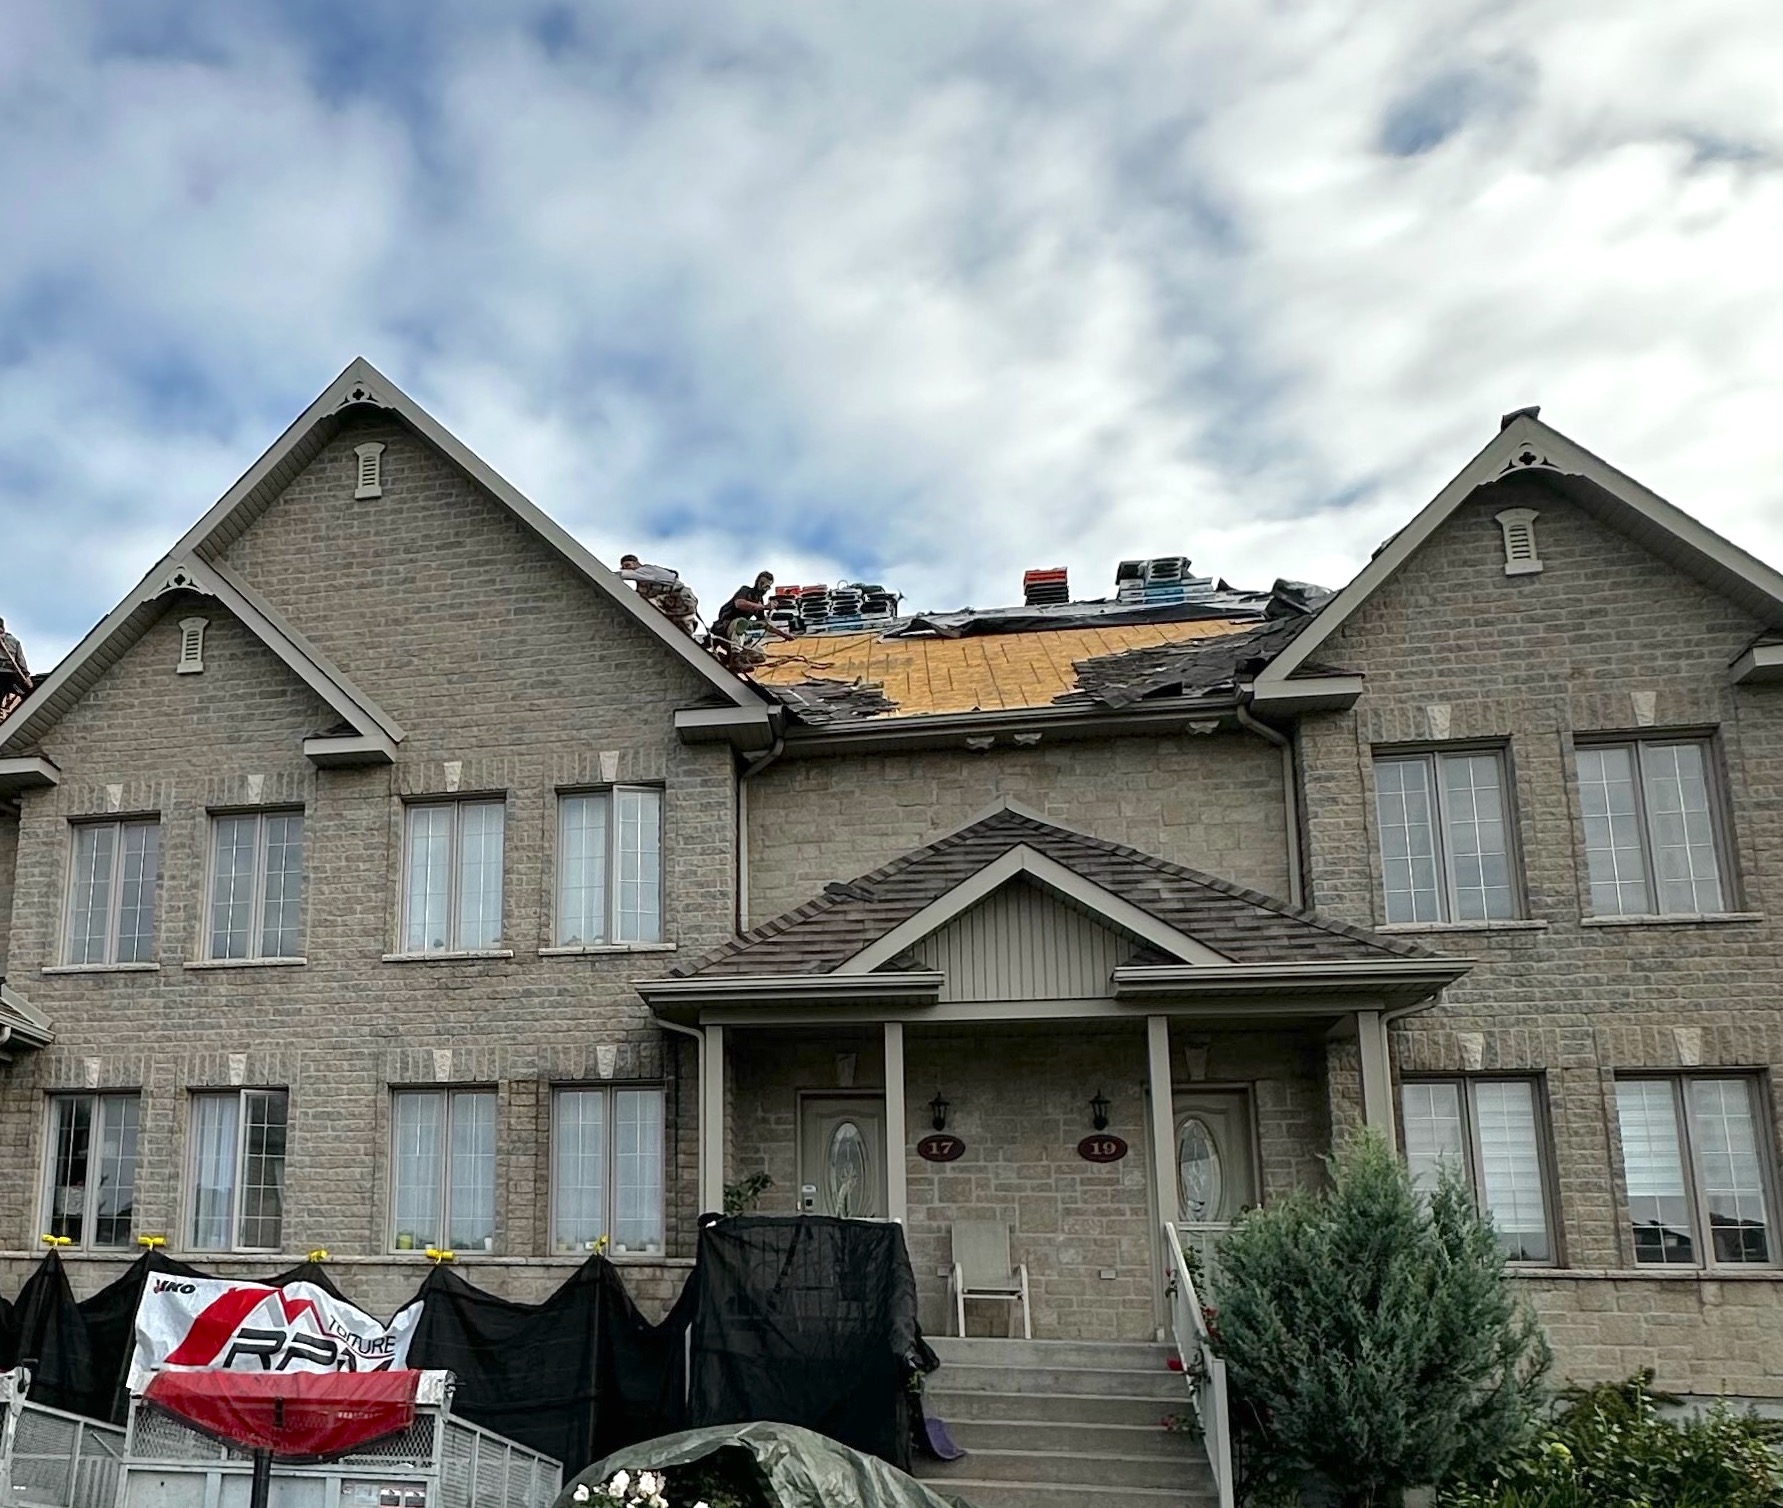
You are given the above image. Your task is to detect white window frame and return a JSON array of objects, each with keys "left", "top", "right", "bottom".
[
  {"left": 554, "top": 787, "right": 665, "bottom": 946},
  {"left": 549, "top": 1084, "right": 667, "bottom": 1256},
  {"left": 186, "top": 1088, "right": 289, "bottom": 1253},
  {"left": 1400, "top": 1075, "right": 1558, "bottom": 1264},
  {"left": 401, "top": 798, "right": 507, "bottom": 953},
  {"left": 1576, "top": 737, "right": 1734, "bottom": 917},
  {"left": 205, "top": 809, "right": 307, "bottom": 961},
  {"left": 42, "top": 1092, "right": 141, "bottom": 1250},
  {"left": 1374, "top": 747, "right": 1522, "bottom": 924},
  {"left": 388, "top": 1087, "right": 499, "bottom": 1254},
  {"left": 65, "top": 818, "right": 162, "bottom": 965},
  {"left": 1615, "top": 1073, "right": 1778, "bottom": 1270}
]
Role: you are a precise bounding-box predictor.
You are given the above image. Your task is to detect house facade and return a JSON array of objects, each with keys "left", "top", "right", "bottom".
[{"left": 3, "top": 368, "right": 1781, "bottom": 1402}]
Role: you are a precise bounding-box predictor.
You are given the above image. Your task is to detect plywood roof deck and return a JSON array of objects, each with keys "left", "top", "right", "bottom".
[{"left": 754, "top": 618, "right": 1257, "bottom": 717}]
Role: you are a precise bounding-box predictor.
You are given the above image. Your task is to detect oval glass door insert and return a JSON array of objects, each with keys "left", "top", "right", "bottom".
[
  {"left": 827, "top": 1120, "right": 868, "bottom": 1217},
  {"left": 1177, "top": 1116, "right": 1223, "bottom": 1222}
]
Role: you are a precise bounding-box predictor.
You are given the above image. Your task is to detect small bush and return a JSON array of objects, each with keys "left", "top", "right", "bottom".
[
  {"left": 1441, "top": 1371, "right": 1783, "bottom": 1508},
  {"left": 1213, "top": 1129, "right": 1549, "bottom": 1507}
]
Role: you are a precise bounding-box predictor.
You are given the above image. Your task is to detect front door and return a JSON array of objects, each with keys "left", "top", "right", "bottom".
[
  {"left": 1174, "top": 1090, "right": 1258, "bottom": 1224},
  {"left": 798, "top": 1095, "right": 887, "bottom": 1218}
]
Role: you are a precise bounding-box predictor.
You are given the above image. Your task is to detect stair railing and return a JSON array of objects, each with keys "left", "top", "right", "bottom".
[{"left": 1162, "top": 1221, "right": 1234, "bottom": 1508}]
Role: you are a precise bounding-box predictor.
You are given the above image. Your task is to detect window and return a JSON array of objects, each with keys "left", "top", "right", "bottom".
[
  {"left": 389, "top": 1089, "right": 496, "bottom": 1252},
  {"left": 43, "top": 1093, "right": 140, "bottom": 1249},
  {"left": 556, "top": 789, "right": 663, "bottom": 945},
  {"left": 209, "top": 811, "right": 306, "bottom": 960},
  {"left": 551, "top": 1086, "right": 665, "bottom": 1254},
  {"left": 1401, "top": 1077, "right": 1554, "bottom": 1262},
  {"left": 1578, "top": 740, "right": 1729, "bottom": 916},
  {"left": 1375, "top": 750, "right": 1517, "bottom": 924},
  {"left": 1615, "top": 1076, "right": 1775, "bottom": 1266},
  {"left": 403, "top": 800, "right": 505, "bottom": 952},
  {"left": 190, "top": 1089, "right": 288, "bottom": 1251},
  {"left": 67, "top": 819, "right": 161, "bottom": 964}
]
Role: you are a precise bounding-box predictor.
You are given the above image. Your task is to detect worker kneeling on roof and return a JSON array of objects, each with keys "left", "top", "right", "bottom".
[
  {"left": 711, "top": 571, "right": 795, "bottom": 669},
  {"left": 618, "top": 555, "right": 700, "bottom": 636}
]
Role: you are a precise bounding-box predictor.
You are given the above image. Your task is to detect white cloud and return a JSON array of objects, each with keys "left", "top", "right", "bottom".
[{"left": 5, "top": 0, "right": 1783, "bottom": 665}]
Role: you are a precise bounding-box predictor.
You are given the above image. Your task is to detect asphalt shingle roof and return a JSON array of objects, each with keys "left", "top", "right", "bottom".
[{"left": 674, "top": 807, "right": 1434, "bottom": 978}]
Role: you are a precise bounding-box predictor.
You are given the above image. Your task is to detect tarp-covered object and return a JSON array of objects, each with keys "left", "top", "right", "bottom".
[
  {"left": 408, "top": 1255, "right": 690, "bottom": 1474},
  {"left": 558, "top": 1422, "right": 966, "bottom": 1508},
  {"left": 689, "top": 1217, "right": 931, "bottom": 1471},
  {"left": 144, "top": 1370, "right": 420, "bottom": 1461}
]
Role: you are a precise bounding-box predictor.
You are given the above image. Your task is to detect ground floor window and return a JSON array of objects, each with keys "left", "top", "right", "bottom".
[
  {"left": 1400, "top": 1076, "right": 1555, "bottom": 1262},
  {"left": 44, "top": 1092, "right": 140, "bottom": 1248},
  {"left": 190, "top": 1088, "right": 288, "bottom": 1251},
  {"left": 391, "top": 1088, "right": 498, "bottom": 1252},
  {"left": 1615, "top": 1074, "right": 1775, "bottom": 1267},
  {"left": 552, "top": 1086, "right": 665, "bottom": 1254}
]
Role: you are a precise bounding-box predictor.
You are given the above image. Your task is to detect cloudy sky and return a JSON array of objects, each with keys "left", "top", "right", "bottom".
[{"left": 4, "top": 0, "right": 1783, "bottom": 666}]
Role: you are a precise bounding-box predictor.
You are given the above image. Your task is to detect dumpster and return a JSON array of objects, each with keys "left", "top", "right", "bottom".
[
  {"left": 0, "top": 1368, "right": 127, "bottom": 1508},
  {"left": 112, "top": 1372, "right": 559, "bottom": 1508}
]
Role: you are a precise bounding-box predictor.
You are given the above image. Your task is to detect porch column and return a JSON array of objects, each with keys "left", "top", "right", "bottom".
[
  {"left": 1147, "top": 1014, "right": 1178, "bottom": 1229},
  {"left": 702, "top": 1022, "right": 726, "bottom": 1214},
  {"left": 884, "top": 1021, "right": 908, "bottom": 1227},
  {"left": 1356, "top": 1009, "right": 1396, "bottom": 1139}
]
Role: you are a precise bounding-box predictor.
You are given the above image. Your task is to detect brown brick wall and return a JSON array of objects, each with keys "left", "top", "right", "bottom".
[
  {"left": 0, "top": 426, "right": 736, "bottom": 1295},
  {"left": 745, "top": 733, "right": 1292, "bottom": 926}
]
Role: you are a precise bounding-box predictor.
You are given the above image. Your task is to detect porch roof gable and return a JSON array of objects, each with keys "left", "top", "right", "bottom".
[
  {"left": 0, "top": 981, "right": 53, "bottom": 1053},
  {"left": 673, "top": 803, "right": 1441, "bottom": 982}
]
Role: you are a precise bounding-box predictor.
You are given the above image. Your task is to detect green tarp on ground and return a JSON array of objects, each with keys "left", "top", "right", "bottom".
[{"left": 556, "top": 1421, "right": 970, "bottom": 1508}]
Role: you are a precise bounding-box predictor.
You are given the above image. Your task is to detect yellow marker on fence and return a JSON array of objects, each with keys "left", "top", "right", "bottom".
[
  {"left": 425, "top": 1247, "right": 456, "bottom": 1263},
  {"left": 308, "top": 1249, "right": 330, "bottom": 1262},
  {"left": 137, "top": 1234, "right": 167, "bottom": 1250},
  {"left": 40, "top": 1234, "right": 72, "bottom": 1247}
]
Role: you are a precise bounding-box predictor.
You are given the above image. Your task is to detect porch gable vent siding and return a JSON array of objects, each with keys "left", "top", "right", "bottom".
[
  {"left": 354, "top": 441, "right": 387, "bottom": 499},
  {"left": 1495, "top": 508, "right": 1542, "bottom": 575},
  {"left": 177, "top": 617, "right": 208, "bottom": 674}
]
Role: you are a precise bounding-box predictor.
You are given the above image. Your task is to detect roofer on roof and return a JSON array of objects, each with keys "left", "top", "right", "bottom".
[
  {"left": 711, "top": 571, "right": 795, "bottom": 669},
  {"left": 618, "top": 555, "right": 700, "bottom": 636},
  {"left": 0, "top": 616, "right": 30, "bottom": 712}
]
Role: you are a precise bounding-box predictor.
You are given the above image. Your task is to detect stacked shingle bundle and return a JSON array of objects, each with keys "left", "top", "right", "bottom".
[
  {"left": 764, "top": 582, "right": 903, "bottom": 637},
  {"left": 1023, "top": 567, "right": 1070, "bottom": 606},
  {"left": 1115, "top": 557, "right": 1217, "bottom": 605}
]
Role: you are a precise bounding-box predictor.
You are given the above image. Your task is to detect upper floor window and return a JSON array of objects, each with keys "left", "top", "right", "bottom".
[
  {"left": 209, "top": 811, "right": 305, "bottom": 960},
  {"left": 190, "top": 1088, "right": 288, "bottom": 1251},
  {"left": 44, "top": 1092, "right": 140, "bottom": 1249},
  {"left": 1401, "top": 1076, "right": 1555, "bottom": 1263},
  {"left": 1374, "top": 750, "right": 1518, "bottom": 924},
  {"left": 67, "top": 819, "right": 161, "bottom": 964},
  {"left": 551, "top": 1085, "right": 665, "bottom": 1255},
  {"left": 390, "top": 1088, "right": 497, "bottom": 1253},
  {"left": 557, "top": 788, "right": 663, "bottom": 945},
  {"left": 403, "top": 799, "right": 505, "bottom": 953},
  {"left": 1578, "top": 739, "right": 1729, "bottom": 916},
  {"left": 1615, "top": 1075, "right": 1775, "bottom": 1267}
]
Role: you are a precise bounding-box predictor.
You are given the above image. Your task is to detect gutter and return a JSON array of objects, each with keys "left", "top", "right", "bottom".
[{"left": 1233, "top": 702, "right": 1304, "bottom": 908}]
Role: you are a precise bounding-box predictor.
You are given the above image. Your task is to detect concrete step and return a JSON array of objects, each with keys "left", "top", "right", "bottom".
[
  {"left": 917, "top": 1445, "right": 1201, "bottom": 1491},
  {"left": 943, "top": 1418, "right": 1191, "bottom": 1459},
  {"left": 927, "top": 1336, "right": 1174, "bottom": 1373},
  {"left": 927, "top": 1361, "right": 1185, "bottom": 1400},
  {"left": 926, "top": 1387, "right": 1189, "bottom": 1427},
  {"left": 918, "top": 1479, "right": 1216, "bottom": 1508}
]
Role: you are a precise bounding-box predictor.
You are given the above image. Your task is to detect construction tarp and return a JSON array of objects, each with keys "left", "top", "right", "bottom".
[
  {"left": 143, "top": 1369, "right": 420, "bottom": 1461},
  {"left": 689, "top": 1217, "right": 933, "bottom": 1473},
  {"left": 407, "top": 1255, "right": 691, "bottom": 1474},
  {"left": 557, "top": 1421, "right": 966, "bottom": 1508}
]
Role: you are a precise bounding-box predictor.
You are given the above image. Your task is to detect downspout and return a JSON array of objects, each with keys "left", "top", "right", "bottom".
[
  {"left": 1234, "top": 701, "right": 1304, "bottom": 909},
  {"left": 656, "top": 1015, "right": 708, "bottom": 1223},
  {"left": 736, "top": 732, "right": 785, "bottom": 935}
]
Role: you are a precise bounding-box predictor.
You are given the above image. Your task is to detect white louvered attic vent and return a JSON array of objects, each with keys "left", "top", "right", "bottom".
[
  {"left": 1495, "top": 508, "right": 1543, "bottom": 576},
  {"left": 354, "top": 441, "right": 387, "bottom": 500},
  {"left": 177, "top": 617, "right": 208, "bottom": 674}
]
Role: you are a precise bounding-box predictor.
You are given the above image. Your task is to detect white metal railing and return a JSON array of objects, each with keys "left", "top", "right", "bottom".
[
  {"left": 1176, "top": 1222, "right": 1230, "bottom": 1296},
  {"left": 1, "top": 1370, "right": 128, "bottom": 1508},
  {"left": 1163, "top": 1222, "right": 1234, "bottom": 1508}
]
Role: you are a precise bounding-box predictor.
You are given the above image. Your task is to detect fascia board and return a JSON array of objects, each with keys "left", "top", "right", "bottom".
[
  {"left": 1113, "top": 958, "right": 1471, "bottom": 998},
  {"left": 673, "top": 706, "right": 780, "bottom": 748},
  {"left": 0, "top": 982, "right": 53, "bottom": 1047},
  {"left": 0, "top": 756, "right": 61, "bottom": 795},
  {"left": 1261, "top": 415, "right": 1783, "bottom": 690},
  {"left": 636, "top": 973, "right": 946, "bottom": 1012},
  {"left": 1245, "top": 675, "right": 1365, "bottom": 714},
  {"left": 302, "top": 732, "right": 398, "bottom": 768},
  {"left": 836, "top": 844, "right": 1232, "bottom": 974},
  {"left": 775, "top": 694, "right": 1242, "bottom": 756},
  {"left": 1732, "top": 644, "right": 1783, "bottom": 684}
]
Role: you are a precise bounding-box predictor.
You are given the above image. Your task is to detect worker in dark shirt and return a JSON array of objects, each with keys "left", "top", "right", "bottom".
[
  {"left": 711, "top": 572, "right": 794, "bottom": 666},
  {"left": 0, "top": 616, "right": 28, "bottom": 692}
]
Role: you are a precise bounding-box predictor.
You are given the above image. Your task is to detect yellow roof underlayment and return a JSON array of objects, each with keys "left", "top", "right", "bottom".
[{"left": 753, "top": 618, "right": 1257, "bottom": 717}]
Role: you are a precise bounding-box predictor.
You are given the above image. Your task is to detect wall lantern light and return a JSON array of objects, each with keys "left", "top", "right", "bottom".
[
  {"left": 929, "top": 1091, "right": 951, "bottom": 1131},
  {"left": 1090, "top": 1090, "right": 1110, "bottom": 1132}
]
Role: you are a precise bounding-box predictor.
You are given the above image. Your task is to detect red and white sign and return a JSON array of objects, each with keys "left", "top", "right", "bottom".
[{"left": 129, "top": 1278, "right": 421, "bottom": 1392}]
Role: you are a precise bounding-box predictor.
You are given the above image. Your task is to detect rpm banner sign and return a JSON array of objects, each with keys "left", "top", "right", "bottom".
[{"left": 128, "top": 1277, "right": 422, "bottom": 1391}]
